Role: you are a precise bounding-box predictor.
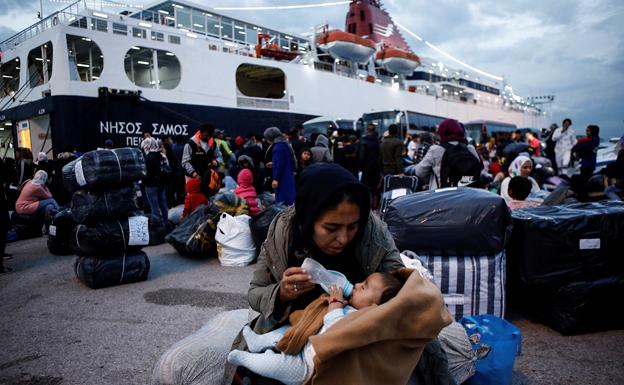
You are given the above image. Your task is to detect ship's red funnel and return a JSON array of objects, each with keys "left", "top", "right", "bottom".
[{"left": 345, "top": 0, "right": 411, "bottom": 52}]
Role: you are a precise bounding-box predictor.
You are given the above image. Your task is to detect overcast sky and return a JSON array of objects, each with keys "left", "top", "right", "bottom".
[{"left": 1, "top": 0, "right": 623, "bottom": 139}]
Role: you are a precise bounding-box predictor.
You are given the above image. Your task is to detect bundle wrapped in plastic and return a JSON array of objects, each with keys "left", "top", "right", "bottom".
[
  {"left": 166, "top": 204, "right": 221, "bottom": 258},
  {"left": 47, "top": 209, "right": 76, "bottom": 255},
  {"left": 74, "top": 251, "right": 150, "bottom": 289},
  {"left": 385, "top": 188, "right": 511, "bottom": 255},
  {"left": 509, "top": 201, "right": 624, "bottom": 286},
  {"left": 63, "top": 147, "right": 146, "bottom": 192},
  {"left": 212, "top": 191, "right": 249, "bottom": 217},
  {"left": 71, "top": 215, "right": 166, "bottom": 256},
  {"left": 250, "top": 203, "right": 286, "bottom": 249},
  {"left": 70, "top": 185, "right": 140, "bottom": 223}
]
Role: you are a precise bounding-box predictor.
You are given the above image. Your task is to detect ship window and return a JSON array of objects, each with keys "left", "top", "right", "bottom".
[
  {"left": 66, "top": 34, "right": 104, "bottom": 82},
  {"left": 369, "top": 23, "right": 373, "bottom": 34},
  {"left": 168, "top": 35, "right": 180, "bottom": 44},
  {"left": 151, "top": 31, "right": 164, "bottom": 42},
  {"left": 124, "top": 47, "right": 181, "bottom": 90},
  {"left": 206, "top": 14, "right": 220, "bottom": 37},
  {"left": 133, "top": 27, "right": 146, "bottom": 39},
  {"left": 192, "top": 10, "right": 205, "bottom": 33},
  {"left": 70, "top": 16, "right": 88, "bottom": 29},
  {"left": 91, "top": 18, "right": 108, "bottom": 32},
  {"left": 113, "top": 23, "right": 128, "bottom": 35},
  {"left": 27, "top": 42, "right": 53, "bottom": 88},
  {"left": 176, "top": 8, "right": 191, "bottom": 30},
  {"left": 221, "top": 20, "right": 233, "bottom": 40},
  {"left": 360, "top": 10, "right": 365, "bottom": 21},
  {"left": 0, "top": 58, "right": 20, "bottom": 98},
  {"left": 246, "top": 27, "right": 257, "bottom": 45},
  {"left": 236, "top": 64, "right": 286, "bottom": 99}
]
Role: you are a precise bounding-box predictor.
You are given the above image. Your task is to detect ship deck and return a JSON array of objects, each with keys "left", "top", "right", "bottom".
[{"left": 1, "top": 238, "right": 623, "bottom": 385}]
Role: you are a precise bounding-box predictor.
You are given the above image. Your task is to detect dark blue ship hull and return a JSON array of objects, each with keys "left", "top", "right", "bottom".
[{"left": 1, "top": 94, "right": 315, "bottom": 153}]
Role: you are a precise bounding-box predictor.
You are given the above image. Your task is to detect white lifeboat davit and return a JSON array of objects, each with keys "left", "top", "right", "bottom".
[
  {"left": 376, "top": 47, "right": 421, "bottom": 75},
  {"left": 317, "top": 30, "right": 376, "bottom": 63}
]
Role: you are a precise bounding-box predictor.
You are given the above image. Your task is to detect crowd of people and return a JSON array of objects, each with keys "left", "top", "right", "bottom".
[{"left": 1, "top": 117, "right": 623, "bottom": 273}]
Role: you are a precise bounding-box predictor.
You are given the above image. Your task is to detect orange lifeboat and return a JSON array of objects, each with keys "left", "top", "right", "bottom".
[
  {"left": 256, "top": 33, "right": 299, "bottom": 61},
  {"left": 376, "top": 46, "right": 421, "bottom": 75},
  {"left": 317, "top": 29, "right": 376, "bottom": 63}
]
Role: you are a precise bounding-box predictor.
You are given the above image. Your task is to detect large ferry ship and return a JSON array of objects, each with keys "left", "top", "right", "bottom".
[{"left": 0, "top": 0, "right": 552, "bottom": 156}]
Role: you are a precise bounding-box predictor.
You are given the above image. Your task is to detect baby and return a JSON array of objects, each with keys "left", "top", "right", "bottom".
[{"left": 227, "top": 272, "right": 402, "bottom": 385}]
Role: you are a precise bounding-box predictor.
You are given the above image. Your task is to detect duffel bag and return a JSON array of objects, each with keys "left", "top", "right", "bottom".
[
  {"left": 71, "top": 215, "right": 166, "bottom": 256},
  {"left": 166, "top": 204, "right": 221, "bottom": 259},
  {"left": 74, "top": 251, "right": 150, "bottom": 289},
  {"left": 386, "top": 188, "right": 511, "bottom": 255},
  {"left": 63, "top": 147, "right": 146, "bottom": 192},
  {"left": 70, "top": 185, "right": 140, "bottom": 223},
  {"left": 47, "top": 209, "right": 76, "bottom": 255}
]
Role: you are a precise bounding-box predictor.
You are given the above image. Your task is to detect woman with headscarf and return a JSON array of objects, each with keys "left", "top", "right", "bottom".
[
  {"left": 224, "top": 164, "right": 451, "bottom": 384},
  {"left": 143, "top": 137, "right": 169, "bottom": 226},
  {"left": 415, "top": 119, "right": 480, "bottom": 190},
  {"left": 15, "top": 170, "right": 59, "bottom": 216},
  {"left": 264, "top": 127, "right": 296, "bottom": 205},
  {"left": 499, "top": 155, "right": 541, "bottom": 204}
]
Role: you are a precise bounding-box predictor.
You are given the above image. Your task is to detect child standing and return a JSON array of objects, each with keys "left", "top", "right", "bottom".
[
  {"left": 182, "top": 178, "right": 208, "bottom": 218},
  {"left": 234, "top": 169, "right": 260, "bottom": 217}
]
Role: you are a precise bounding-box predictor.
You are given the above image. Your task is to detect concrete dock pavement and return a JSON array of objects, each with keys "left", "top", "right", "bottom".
[{"left": 1, "top": 238, "right": 623, "bottom": 385}]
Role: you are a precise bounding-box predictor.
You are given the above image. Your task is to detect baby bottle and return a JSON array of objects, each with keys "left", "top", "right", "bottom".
[{"left": 301, "top": 258, "right": 353, "bottom": 298}]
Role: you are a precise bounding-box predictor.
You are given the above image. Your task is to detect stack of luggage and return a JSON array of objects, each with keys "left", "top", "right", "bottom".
[
  {"left": 508, "top": 201, "right": 624, "bottom": 334},
  {"left": 63, "top": 148, "right": 164, "bottom": 289},
  {"left": 385, "top": 188, "right": 512, "bottom": 321},
  {"left": 166, "top": 192, "right": 250, "bottom": 261}
]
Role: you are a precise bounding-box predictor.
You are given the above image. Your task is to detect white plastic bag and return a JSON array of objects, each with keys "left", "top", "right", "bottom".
[{"left": 215, "top": 213, "right": 256, "bottom": 267}]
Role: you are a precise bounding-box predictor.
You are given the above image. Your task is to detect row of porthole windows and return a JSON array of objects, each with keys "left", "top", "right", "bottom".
[{"left": 1, "top": 34, "right": 287, "bottom": 99}]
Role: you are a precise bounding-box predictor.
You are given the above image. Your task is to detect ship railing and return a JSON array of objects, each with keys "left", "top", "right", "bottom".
[{"left": 0, "top": 0, "right": 86, "bottom": 53}]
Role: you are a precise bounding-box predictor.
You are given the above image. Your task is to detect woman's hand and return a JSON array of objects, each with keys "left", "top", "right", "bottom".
[{"left": 279, "top": 267, "right": 315, "bottom": 302}]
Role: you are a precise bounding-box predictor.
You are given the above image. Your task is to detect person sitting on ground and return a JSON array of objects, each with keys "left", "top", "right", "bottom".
[
  {"left": 234, "top": 169, "right": 260, "bottom": 217},
  {"left": 500, "top": 155, "right": 541, "bottom": 205},
  {"left": 15, "top": 170, "right": 59, "bottom": 217},
  {"left": 525, "top": 131, "right": 541, "bottom": 157},
  {"left": 507, "top": 176, "right": 541, "bottom": 210},
  {"left": 602, "top": 147, "right": 624, "bottom": 201},
  {"left": 227, "top": 272, "right": 402, "bottom": 385},
  {"left": 488, "top": 156, "right": 504, "bottom": 181},
  {"left": 224, "top": 163, "right": 452, "bottom": 385},
  {"left": 182, "top": 178, "right": 208, "bottom": 219}
]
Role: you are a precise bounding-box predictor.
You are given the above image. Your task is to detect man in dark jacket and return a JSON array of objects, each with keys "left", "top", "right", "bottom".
[
  {"left": 181, "top": 123, "right": 221, "bottom": 179},
  {"left": 380, "top": 124, "right": 404, "bottom": 175},
  {"left": 359, "top": 124, "right": 382, "bottom": 209}
]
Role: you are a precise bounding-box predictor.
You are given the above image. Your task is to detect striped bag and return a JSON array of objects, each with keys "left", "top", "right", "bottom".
[{"left": 403, "top": 251, "right": 506, "bottom": 321}]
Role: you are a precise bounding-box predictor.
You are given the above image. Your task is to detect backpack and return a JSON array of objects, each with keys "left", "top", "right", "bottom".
[
  {"left": 438, "top": 143, "right": 482, "bottom": 188},
  {"left": 201, "top": 168, "right": 222, "bottom": 198}
]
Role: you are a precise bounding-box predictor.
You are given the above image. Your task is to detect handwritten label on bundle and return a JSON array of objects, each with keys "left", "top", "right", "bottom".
[
  {"left": 579, "top": 238, "right": 600, "bottom": 250},
  {"left": 49, "top": 225, "right": 57, "bottom": 236},
  {"left": 74, "top": 160, "right": 87, "bottom": 186},
  {"left": 128, "top": 216, "right": 150, "bottom": 246}
]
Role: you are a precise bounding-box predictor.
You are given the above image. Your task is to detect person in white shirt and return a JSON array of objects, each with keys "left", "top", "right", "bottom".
[{"left": 551, "top": 118, "right": 576, "bottom": 176}]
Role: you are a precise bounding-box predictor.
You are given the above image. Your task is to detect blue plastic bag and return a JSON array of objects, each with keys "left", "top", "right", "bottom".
[{"left": 460, "top": 315, "right": 522, "bottom": 385}]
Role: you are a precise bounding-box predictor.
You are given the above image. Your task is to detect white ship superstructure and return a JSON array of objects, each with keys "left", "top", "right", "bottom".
[{"left": 0, "top": 0, "right": 551, "bottom": 156}]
